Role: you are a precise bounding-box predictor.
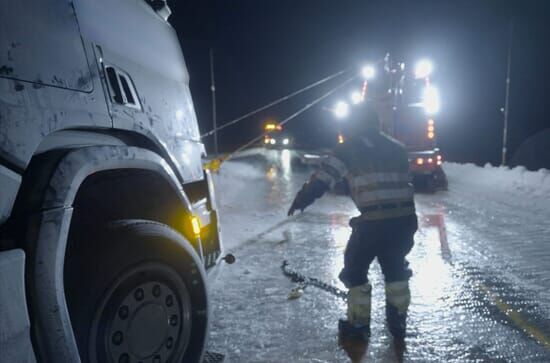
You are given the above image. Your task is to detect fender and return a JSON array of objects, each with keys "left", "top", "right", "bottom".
[{"left": 21, "top": 145, "right": 196, "bottom": 362}]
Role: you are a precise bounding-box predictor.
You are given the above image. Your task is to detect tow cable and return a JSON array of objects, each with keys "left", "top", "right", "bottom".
[
  {"left": 203, "top": 75, "right": 358, "bottom": 174},
  {"left": 281, "top": 260, "right": 348, "bottom": 301}
]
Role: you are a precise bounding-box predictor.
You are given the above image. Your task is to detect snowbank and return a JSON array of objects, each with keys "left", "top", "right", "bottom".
[{"left": 443, "top": 162, "right": 550, "bottom": 211}]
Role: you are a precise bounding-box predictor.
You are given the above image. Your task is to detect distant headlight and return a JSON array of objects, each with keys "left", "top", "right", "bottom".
[
  {"left": 282, "top": 138, "right": 290, "bottom": 145},
  {"left": 270, "top": 139, "right": 276, "bottom": 145}
]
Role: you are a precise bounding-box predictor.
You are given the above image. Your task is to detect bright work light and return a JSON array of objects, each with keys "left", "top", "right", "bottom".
[
  {"left": 415, "top": 59, "right": 433, "bottom": 79},
  {"left": 422, "top": 85, "right": 440, "bottom": 115},
  {"left": 361, "top": 65, "right": 376, "bottom": 80},
  {"left": 351, "top": 91, "right": 363, "bottom": 105},
  {"left": 334, "top": 101, "right": 350, "bottom": 119}
]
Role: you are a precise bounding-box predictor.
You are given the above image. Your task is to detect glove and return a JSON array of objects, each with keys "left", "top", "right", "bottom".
[
  {"left": 287, "top": 194, "right": 306, "bottom": 216},
  {"left": 287, "top": 177, "right": 329, "bottom": 216}
]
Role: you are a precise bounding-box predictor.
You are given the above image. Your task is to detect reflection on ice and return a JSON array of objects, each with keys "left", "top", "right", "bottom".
[
  {"left": 411, "top": 226, "right": 452, "bottom": 305},
  {"left": 281, "top": 149, "right": 292, "bottom": 180}
]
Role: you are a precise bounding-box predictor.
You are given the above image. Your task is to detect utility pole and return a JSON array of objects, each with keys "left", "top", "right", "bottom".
[
  {"left": 502, "top": 19, "right": 514, "bottom": 166},
  {"left": 209, "top": 48, "right": 219, "bottom": 155}
]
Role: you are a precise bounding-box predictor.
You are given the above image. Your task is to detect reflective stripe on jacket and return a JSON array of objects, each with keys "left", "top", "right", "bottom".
[{"left": 313, "top": 129, "right": 415, "bottom": 220}]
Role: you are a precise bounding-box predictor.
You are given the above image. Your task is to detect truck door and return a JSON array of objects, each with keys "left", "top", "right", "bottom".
[
  {"left": 74, "top": 0, "right": 205, "bottom": 184},
  {"left": 0, "top": 0, "right": 111, "bottom": 169}
]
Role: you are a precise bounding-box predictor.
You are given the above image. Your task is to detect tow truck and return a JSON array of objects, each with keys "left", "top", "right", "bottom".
[
  {"left": 0, "top": 1, "right": 228, "bottom": 362},
  {"left": 361, "top": 57, "right": 448, "bottom": 190},
  {"left": 395, "top": 108, "right": 447, "bottom": 190}
]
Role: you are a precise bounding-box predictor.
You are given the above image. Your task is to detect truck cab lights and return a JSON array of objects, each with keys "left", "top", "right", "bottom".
[
  {"left": 416, "top": 154, "right": 443, "bottom": 166},
  {"left": 265, "top": 123, "right": 282, "bottom": 131},
  {"left": 427, "top": 119, "right": 436, "bottom": 139}
]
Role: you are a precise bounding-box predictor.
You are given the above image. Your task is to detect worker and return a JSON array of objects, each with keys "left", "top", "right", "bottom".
[{"left": 287, "top": 104, "right": 418, "bottom": 351}]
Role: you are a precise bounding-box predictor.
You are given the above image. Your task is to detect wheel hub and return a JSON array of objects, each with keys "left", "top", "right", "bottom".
[
  {"left": 90, "top": 264, "right": 192, "bottom": 363},
  {"left": 127, "top": 302, "right": 167, "bottom": 356}
]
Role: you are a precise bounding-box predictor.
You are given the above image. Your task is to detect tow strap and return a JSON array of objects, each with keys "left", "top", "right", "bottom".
[{"left": 281, "top": 260, "right": 348, "bottom": 301}]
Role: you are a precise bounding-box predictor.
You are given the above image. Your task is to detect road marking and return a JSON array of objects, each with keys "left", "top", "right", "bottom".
[
  {"left": 479, "top": 283, "right": 550, "bottom": 351},
  {"left": 423, "top": 211, "right": 550, "bottom": 351},
  {"left": 422, "top": 213, "right": 451, "bottom": 261}
]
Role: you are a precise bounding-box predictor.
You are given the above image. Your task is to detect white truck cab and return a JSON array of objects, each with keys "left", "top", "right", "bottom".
[{"left": 0, "top": 1, "right": 224, "bottom": 362}]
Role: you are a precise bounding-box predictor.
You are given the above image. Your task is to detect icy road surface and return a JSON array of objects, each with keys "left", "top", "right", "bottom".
[{"left": 208, "top": 149, "right": 550, "bottom": 362}]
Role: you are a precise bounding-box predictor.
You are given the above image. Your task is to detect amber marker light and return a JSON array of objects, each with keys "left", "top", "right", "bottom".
[{"left": 191, "top": 216, "right": 201, "bottom": 237}]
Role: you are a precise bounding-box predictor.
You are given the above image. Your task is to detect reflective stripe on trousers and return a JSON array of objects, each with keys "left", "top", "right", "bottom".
[
  {"left": 385, "top": 280, "right": 410, "bottom": 314},
  {"left": 347, "top": 283, "right": 372, "bottom": 327}
]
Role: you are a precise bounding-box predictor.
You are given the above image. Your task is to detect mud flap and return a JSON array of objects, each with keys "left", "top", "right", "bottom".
[
  {"left": 203, "top": 351, "right": 227, "bottom": 363},
  {"left": 0, "top": 249, "right": 37, "bottom": 362}
]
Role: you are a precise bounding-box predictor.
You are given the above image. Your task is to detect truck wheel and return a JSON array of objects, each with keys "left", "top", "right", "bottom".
[
  {"left": 432, "top": 167, "right": 448, "bottom": 191},
  {"left": 426, "top": 174, "right": 437, "bottom": 193},
  {"left": 65, "top": 220, "right": 208, "bottom": 363}
]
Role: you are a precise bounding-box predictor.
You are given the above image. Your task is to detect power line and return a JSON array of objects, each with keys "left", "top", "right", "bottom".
[
  {"left": 200, "top": 68, "right": 349, "bottom": 138},
  {"left": 221, "top": 74, "right": 358, "bottom": 162}
]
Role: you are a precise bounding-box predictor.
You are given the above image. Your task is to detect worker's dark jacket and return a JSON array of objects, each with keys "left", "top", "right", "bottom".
[{"left": 300, "top": 128, "right": 415, "bottom": 220}]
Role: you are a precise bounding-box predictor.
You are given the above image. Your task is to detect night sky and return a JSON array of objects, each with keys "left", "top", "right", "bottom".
[{"left": 170, "top": 0, "right": 550, "bottom": 166}]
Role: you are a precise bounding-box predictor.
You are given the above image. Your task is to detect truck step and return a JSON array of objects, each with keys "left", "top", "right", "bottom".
[{"left": 203, "top": 351, "right": 226, "bottom": 363}]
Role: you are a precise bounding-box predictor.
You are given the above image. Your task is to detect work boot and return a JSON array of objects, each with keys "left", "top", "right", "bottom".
[
  {"left": 385, "top": 281, "right": 410, "bottom": 341},
  {"left": 339, "top": 283, "right": 372, "bottom": 341},
  {"left": 338, "top": 283, "right": 371, "bottom": 361},
  {"left": 338, "top": 320, "right": 368, "bottom": 363},
  {"left": 393, "top": 337, "right": 406, "bottom": 363}
]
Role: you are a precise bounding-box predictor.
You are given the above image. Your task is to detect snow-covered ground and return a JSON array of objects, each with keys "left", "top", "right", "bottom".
[{"left": 209, "top": 149, "right": 550, "bottom": 362}]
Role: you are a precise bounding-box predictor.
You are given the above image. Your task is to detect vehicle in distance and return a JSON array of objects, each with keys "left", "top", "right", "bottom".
[{"left": 263, "top": 122, "right": 293, "bottom": 148}]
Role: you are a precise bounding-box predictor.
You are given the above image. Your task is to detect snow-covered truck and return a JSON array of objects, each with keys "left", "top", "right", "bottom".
[{"left": 0, "top": 1, "right": 225, "bottom": 362}]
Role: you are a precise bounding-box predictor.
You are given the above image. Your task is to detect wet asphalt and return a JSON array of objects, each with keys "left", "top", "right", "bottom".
[{"left": 207, "top": 149, "right": 550, "bottom": 363}]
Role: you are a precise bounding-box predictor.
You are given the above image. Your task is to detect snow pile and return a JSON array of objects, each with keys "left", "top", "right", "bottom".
[{"left": 443, "top": 162, "right": 550, "bottom": 211}]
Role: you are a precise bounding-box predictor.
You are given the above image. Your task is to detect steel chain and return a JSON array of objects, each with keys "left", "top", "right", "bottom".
[{"left": 281, "top": 260, "right": 348, "bottom": 301}]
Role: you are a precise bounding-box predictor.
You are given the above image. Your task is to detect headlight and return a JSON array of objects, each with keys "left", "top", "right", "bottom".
[
  {"left": 270, "top": 139, "right": 276, "bottom": 145},
  {"left": 282, "top": 138, "right": 290, "bottom": 145}
]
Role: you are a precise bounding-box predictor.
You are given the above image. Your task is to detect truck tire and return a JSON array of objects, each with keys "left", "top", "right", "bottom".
[
  {"left": 65, "top": 220, "right": 208, "bottom": 363},
  {"left": 432, "top": 167, "right": 448, "bottom": 191}
]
